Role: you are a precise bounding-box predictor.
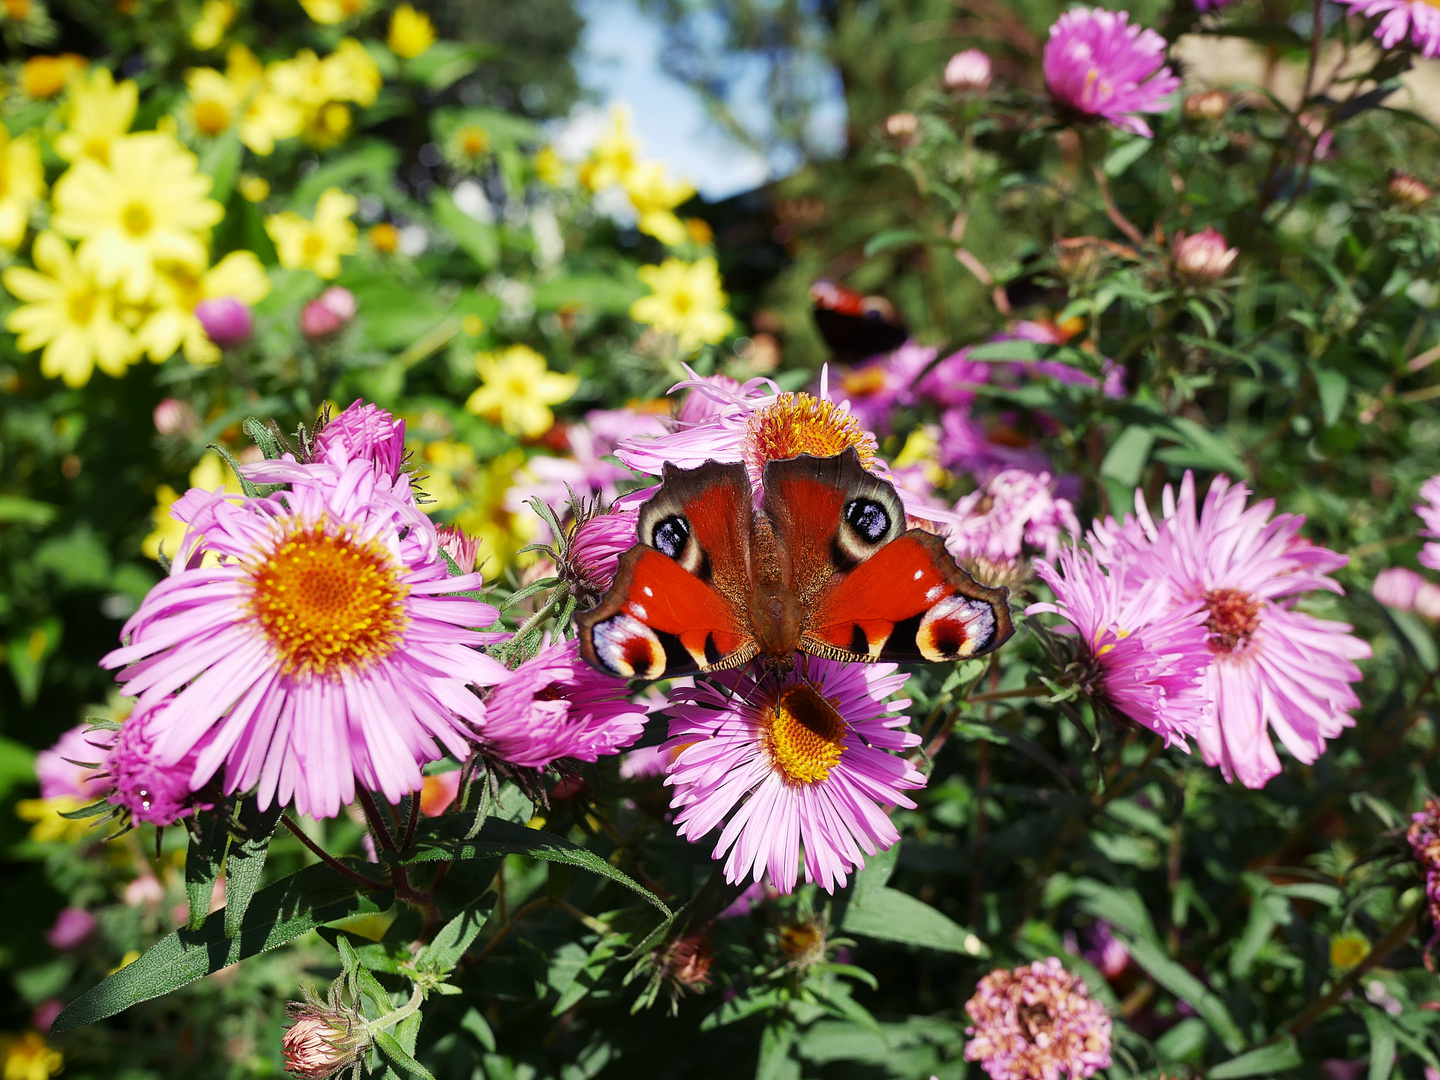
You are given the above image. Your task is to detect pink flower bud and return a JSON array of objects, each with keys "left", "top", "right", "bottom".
[
  {"left": 1172, "top": 226, "right": 1238, "bottom": 287},
  {"left": 436, "top": 525, "right": 480, "bottom": 573},
  {"left": 194, "top": 296, "right": 254, "bottom": 348},
  {"left": 1417, "top": 582, "right": 1440, "bottom": 621},
  {"left": 153, "top": 398, "right": 200, "bottom": 437},
  {"left": 281, "top": 999, "right": 370, "bottom": 1080},
  {"left": 1373, "top": 567, "right": 1424, "bottom": 611},
  {"left": 300, "top": 286, "right": 358, "bottom": 340},
  {"left": 944, "top": 49, "right": 992, "bottom": 93},
  {"left": 883, "top": 112, "right": 919, "bottom": 142},
  {"left": 1389, "top": 171, "right": 1434, "bottom": 210},
  {"left": 314, "top": 400, "right": 407, "bottom": 479},
  {"left": 46, "top": 907, "right": 97, "bottom": 950}
]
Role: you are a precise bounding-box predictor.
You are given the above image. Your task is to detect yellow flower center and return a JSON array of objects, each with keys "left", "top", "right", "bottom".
[
  {"left": 193, "top": 99, "right": 231, "bottom": 136},
  {"left": 761, "top": 683, "right": 847, "bottom": 786},
  {"left": 121, "top": 202, "right": 153, "bottom": 238},
  {"left": 84, "top": 136, "right": 111, "bottom": 164},
  {"left": 458, "top": 125, "right": 489, "bottom": 157},
  {"left": 67, "top": 286, "right": 98, "bottom": 325},
  {"left": 669, "top": 289, "right": 695, "bottom": 315},
  {"left": 245, "top": 525, "right": 408, "bottom": 680},
  {"left": 841, "top": 366, "right": 888, "bottom": 399},
  {"left": 745, "top": 392, "right": 877, "bottom": 468},
  {"left": 302, "top": 231, "right": 328, "bottom": 260}
]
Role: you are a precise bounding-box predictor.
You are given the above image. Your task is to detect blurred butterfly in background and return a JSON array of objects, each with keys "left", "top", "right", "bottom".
[
  {"left": 577, "top": 448, "right": 1013, "bottom": 681},
  {"left": 809, "top": 278, "right": 909, "bottom": 360}
]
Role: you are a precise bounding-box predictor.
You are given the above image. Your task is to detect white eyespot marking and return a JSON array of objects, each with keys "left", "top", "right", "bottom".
[
  {"left": 643, "top": 586, "right": 654, "bottom": 597},
  {"left": 591, "top": 613, "right": 666, "bottom": 679},
  {"left": 913, "top": 569, "right": 925, "bottom": 580},
  {"left": 925, "top": 585, "right": 945, "bottom": 603},
  {"left": 628, "top": 602, "right": 648, "bottom": 621},
  {"left": 917, "top": 594, "right": 997, "bottom": 662}
]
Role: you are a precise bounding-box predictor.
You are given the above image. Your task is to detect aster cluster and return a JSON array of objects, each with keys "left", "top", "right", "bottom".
[
  {"left": 1407, "top": 798, "right": 1440, "bottom": 948},
  {"left": 964, "top": 958, "right": 1113, "bottom": 1080}
]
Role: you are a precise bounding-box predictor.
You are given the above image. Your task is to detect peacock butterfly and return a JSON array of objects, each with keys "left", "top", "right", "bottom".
[
  {"left": 576, "top": 448, "right": 1014, "bottom": 680},
  {"left": 810, "top": 279, "right": 909, "bottom": 359}
]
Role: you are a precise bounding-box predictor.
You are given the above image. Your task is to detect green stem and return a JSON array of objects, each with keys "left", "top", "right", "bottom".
[{"left": 365, "top": 984, "right": 426, "bottom": 1036}]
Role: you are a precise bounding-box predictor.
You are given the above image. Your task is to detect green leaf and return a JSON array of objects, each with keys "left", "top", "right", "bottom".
[
  {"left": 1073, "top": 880, "right": 1158, "bottom": 945},
  {"left": 406, "top": 40, "right": 490, "bottom": 92},
  {"left": 53, "top": 864, "right": 390, "bottom": 1031},
  {"left": 185, "top": 816, "right": 229, "bottom": 931},
  {"left": 0, "top": 495, "right": 58, "bottom": 527},
  {"left": 1163, "top": 417, "right": 1248, "bottom": 477},
  {"left": 1125, "top": 937, "right": 1245, "bottom": 1053},
  {"left": 374, "top": 1029, "right": 437, "bottom": 1080},
  {"left": 1363, "top": 1007, "right": 1398, "bottom": 1080},
  {"left": 432, "top": 188, "right": 499, "bottom": 271},
  {"left": 533, "top": 272, "right": 643, "bottom": 315},
  {"left": 1100, "top": 425, "right": 1156, "bottom": 488},
  {"left": 1316, "top": 368, "right": 1348, "bottom": 428},
  {"left": 242, "top": 418, "right": 285, "bottom": 461},
  {"left": 459, "top": 1007, "right": 496, "bottom": 1052},
  {"left": 198, "top": 130, "right": 243, "bottom": 206},
  {"left": 968, "top": 339, "right": 1044, "bottom": 362},
  {"left": 1103, "top": 136, "right": 1152, "bottom": 177},
  {"left": 1207, "top": 1034, "right": 1302, "bottom": 1079},
  {"left": 0, "top": 736, "right": 36, "bottom": 802},
  {"left": 1155, "top": 1016, "right": 1209, "bottom": 1064},
  {"left": 420, "top": 907, "right": 487, "bottom": 974},
  {"left": 292, "top": 141, "right": 401, "bottom": 209},
  {"left": 223, "top": 801, "right": 282, "bottom": 939},
  {"left": 862, "top": 229, "right": 925, "bottom": 257},
  {"left": 841, "top": 886, "right": 985, "bottom": 956},
  {"left": 406, "top": 817, "right": 671, "bottom": 916},
  {"left": 7, "top": 618, "right": 61, "bottom": 706},
  {"left": 755, "top": 1018, "right": 800, "bottom": 1080}
]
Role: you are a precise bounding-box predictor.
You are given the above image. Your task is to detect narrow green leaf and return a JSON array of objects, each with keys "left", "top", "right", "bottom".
[
  {"left": 1316, "top": 368, "right": 1348, "bottom": 427},
  {"left": 1363, "top": 1007, "right": 1398, "bottom": 1080},
  {"left": 969, "top": 339, "right": 1044, "bottom": 362},
  {"left": 862, "top": 229, "right": 925, "bottom": 257},
  {"left": 1073, "top": 880, "right": 1159, "bottom": 946},
  {"left": 374, "top": 1029, "right": 437, "bottom": 1080},
  {"left": 53, "top": 864, "right": 389, "bottom": 1031},
  {"left": 755, "top": 1018, "right": 799, "bottom": 1080},
  {"left": 1207, "top": 1034, "right": 1302, "bottom": 1079},
  {"left": 1103, "top": 136, "right": 1152, "bottom": 177},
  {"left": 0, "top": 495, "right": 59, "bottom": 527},
  {"left": 1125, "top": 937, "right": 1245, "bottom": 1053},
  {"left": 459, "top": 1007, "right": 496, "bottom": 1052},
  {"left": 1100, "top": 425, "right": 1156, "bottom": 487},
  {"left": 185, "top": 817, "right": 228, "bottom": 931},
  {"left": 420, "top": 907, "right": 487, "bottom": 974},
  {"left": 242, "top": 418, "right": 285, "bottom": 461},
  {"left": 223, "top": 801, "right": 282, "bottom": 939},
  {"left": 841, "top": 886, "right": 984, "bottom": 956}
]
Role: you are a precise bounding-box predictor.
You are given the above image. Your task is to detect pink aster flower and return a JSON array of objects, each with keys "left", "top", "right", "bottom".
[
  {"left": 827, "top": 340, "right": 936, "bottom": 435},
  {"left": 100, "top": 458, "right": 509, "bottom": 820},
  {"left": 916, "top": 346, "right": 991, "bottom": 408},
  {"left": 314, "top": 400, "right": 406, "bottom": 480},
  {"left": 103, "top": 702, "right": 214, "bottom": 826},
  {"left": 1417, "top": 476, "right": 1440, "bottom": 570},
  {"left": 559, "top": 506, "right": 638, "bottom": 602},
  {"left": 965, "top": 958, "right": 1112, "bottom": 1080},
  {"left": 1092, "top": 473, "right": 1372, "bottom": 788},
  {"left": 1373, "top": 566, "right": 1425, "bottom": 611},
  {"left": 1407, "top": 797, "right": 1440, "bottom": 948},
  {"left": 1028, "top": 547, "right": 1209, "bottom": 747},
  {"left": 1333, "top": 0, "right": 1440, "bottom": 57},
  {"left": 950, "top": 470, "right": 1081, "bottom": 572},
  {"left": 1043, "top": 7, "right": 1181, "bottom": 138},
  {"left": 478, "top": 640, "right": 649, "bottom": 769},
  {"left": 513, "top": 408, "right": 666, "bottom": 524},
  {"left": 36, "top": 723, "right": 110, "bottom": 801},
  {"left": 938, "top": 406, "right": 1055, "bottom": 481},
  {"left": 46, "top": 907, "right": 97, "bottom": 951},
  {"left": 663, "top": 658, "right": 924, "bottom": 894}
]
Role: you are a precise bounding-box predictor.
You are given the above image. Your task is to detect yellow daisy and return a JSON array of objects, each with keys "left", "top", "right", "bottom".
[
  {"left": 17, "top": 795, "right": 93, "bottom": 844},
  {"left": 388, "top": 3, "right": 436, "bottom": 58},
  {"left": 2, "top": 231, "right": 137, "bottom": 387},
  {"left": 20, "top": 54, "right": 84, "bottom": 100},
  {"left": 190, "top": 0, "right": 235, "bottom": 49},
  {"left": 264, "top": 187, "right": 358, "bottom": 279},
  {"left": 51, "top": 132, "right": 224, "bottom": 302},
  {"left": 419, "top": 443, "right": 534, "bottom": 575},
  {"left": 322, "top": 38, "right": 381, "bottom": 107},
  {"left": 580, "top": 105, "right": 641, "bottom": 191},
  {"left": 465, "top": 344, "right": 579, "bottom": 438},
  {"left": 623, "top": 160, "right": 694, "bottom": 247},
  {"left": 0, "top": 128, "right": 44, "bottom": 250},
  {"left": 299, "top": 0, "right": 369, "bottom": 23},
  {"left": 137, "top": 251, "right": 271, "bottom": 365},
  {"left": 630, "top": 257, "right": 735, "bottom": 353},
  {"left": 0, "top": 1030, "right": 63, "bottom": 1080},
  {"left": 184, "top": 66, "right": 241, "bottom": 137},
  {"left": 54, "top": 67, "right": 137, "bottom": 165},
  {"left": 228, "top": 46, "right": 301, "bottom": 156},
  {"left": 143, "top": 452, "right": 241, "bottom": 561},
  {"left": 533, "top": 146, "right": 566, "bottom": 186}
]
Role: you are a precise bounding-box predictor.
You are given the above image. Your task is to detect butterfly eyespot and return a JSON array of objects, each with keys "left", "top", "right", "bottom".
[
  {"left": 917, "top": 594, "right": 998, "bottom": 661},
  {"left": 844, "top": 498, "right": 890, "bottom": 543},
  {"left": 589, "top": 613, "right": 667, "bottom": 680},
  {"left": 651, "top": 515, "right": 691, "bottom": 559}
]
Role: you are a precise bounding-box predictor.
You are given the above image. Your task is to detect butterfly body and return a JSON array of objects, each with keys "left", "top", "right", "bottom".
[{"left": 577, "top": 449, "right": 1014, "bottom": 680}]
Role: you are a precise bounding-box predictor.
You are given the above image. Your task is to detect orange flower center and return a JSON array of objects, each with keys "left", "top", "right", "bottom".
[
  {"left": 745, "top": 391, "right": 877, "bottom": 468},
  {"left": 1204, "top": 587, "right": 1262, "bottom": 653},
  {"left": 246, "top": 525, "right": 408, "bottom": 679},
  {"left": 761, "top": 683, "right": 846, "bottom": 785}
]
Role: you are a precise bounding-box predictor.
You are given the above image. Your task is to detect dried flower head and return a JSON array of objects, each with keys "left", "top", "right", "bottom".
[
  {"left": 1183, "top": 89, "right": 1229, "bottom": 122},
  {"left": 964, "top": 957, "right": 1112, "bottom": 1080}
]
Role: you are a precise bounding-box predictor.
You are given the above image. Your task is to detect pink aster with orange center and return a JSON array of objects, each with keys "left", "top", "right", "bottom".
[
  {"left": 964, "top": 957, "right": 1112, "bottom": 1080},
  {"left": 101, "top": 457, "right": 508, "bottom": 819},
  {"left": 663, "top": 658, "right": 924, "bottom": 894}
]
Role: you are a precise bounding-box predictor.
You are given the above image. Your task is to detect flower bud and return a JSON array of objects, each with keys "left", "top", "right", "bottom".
[
  {"left": 1183, "top": 90, "right": 1228, "bottom": 122},
  {"left": 46, "top": 907, "right": 97, "bottom": 950},
  {"left": 1417, "top": 582, "right": 1440, "bottom": 621},
  {"left": 300, "top": 287, "right": 358, "bottom": 341},
  {"left": 281, "top": 999, "right": 370, "bottom": 1080},
  {"left": 1172, "top": 226, "right": 1238, "bottom": 287},
  {"left": 153, "top": 398, "right": 200, "bottom": 437},
  {"left": 194, "top": 296, "right": 254, "bottom": 348},
  {"left": 314, "top": 400, "right": 406, "bottom": 479},
  {"left": 883, "top": 112, "right": 919, "bottom": 144},
  {"left": 437, "top": 525, "right": 480, "bottom": 574},
  {"left": 943, "top": 49, "right": 992, "bottom": 93},
  {"left": 1389, "top": 171, "right": 1434, "bottom": 210},
  {"left": 1373, "top": 566, "right": 1424, "bottom": 611}
]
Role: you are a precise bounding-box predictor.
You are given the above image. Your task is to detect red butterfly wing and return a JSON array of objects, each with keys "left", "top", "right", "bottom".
[{"left": 577, "top": 460, "right": 759, "bottom": 679}]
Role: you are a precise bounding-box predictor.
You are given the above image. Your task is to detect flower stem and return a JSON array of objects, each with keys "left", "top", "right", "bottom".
[
  {"left": 365, "top": 984, "right": 425, "bottom": 1036},
  {"left": 281, "top": 815, "right": 387, "bottom": 891}
]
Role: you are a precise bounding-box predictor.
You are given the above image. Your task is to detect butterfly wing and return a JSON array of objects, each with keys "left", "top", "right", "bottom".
[
  {"left": 576, "top": 460, "right": 759, "bottom": 679},
  {"left": 760, "top": 449, "right": 1014, "bottom": 664}
]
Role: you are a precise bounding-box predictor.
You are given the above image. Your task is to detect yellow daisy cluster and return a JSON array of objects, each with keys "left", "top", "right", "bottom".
[
  {"left": 580, "top": 105, "right": 697, "bottom": 247},
  {"left": 0, "top": 69, "right": 272, "bottom": 387},
  {"left": 184, "top": 38, "right": 380, "bottom": 153},
  {"left": 416, "top": 441, "right": 535, "bottom": 574},
  {"left": 629, "top": 256, "right": 735, "bottom": 353},
  {"left": 465, "top": 344, "right": 579, "bottom": 439}
]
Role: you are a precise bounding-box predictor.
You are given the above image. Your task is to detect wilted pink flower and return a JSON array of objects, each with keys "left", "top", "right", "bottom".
[
  {"left": 1417, "top": 476, "right": 1440, "bottom": 570},
  {"left": 300, "top": 286, "right": 357, "bottom": 340},
  {"left": 1029, "top": 547, "right": 1210, "bottom": 746},
  {"left": 36, "top": 723, "right": 110, "bottom": 800},
  {"left": 917, "top": 346, "right": 990, "bottom": 408},
  {"left": 964, "top": 957, "right": 1112, "bottom": 1080},
  {"left": 1373, "top": 566, "right": 1425, "bottom": 610},
  {"left": 1043, "top": 7, "right": 1180, "bottom": 138},
  {"left": 194, "top": 296, "right": 253, "bottom": 348},
  {"left": 1093, "top": 473, "right": 1371, "bottom": 788},
  {"left": 950, "top": 470, "right": 1080, "bottom": 568},
  {"left": 314, "top": 400, "right": 406, "bottom": 480},
  {"left": 1173, "top": 226, "right": 1238, "bottom": 286},
  {"left": 101, "top": 458, "right": 509, "bottom": 819},
  {"left": 1331, "top": 0, "right": 1440, "bottom": 58},
  {"left": 479, "top": 640, "right": 648, "bottom": 769},
  {"left": 282, "top": 997, "right": 369, "bottom": 1080},
  {"left": 1407, "top": 797, "right": 1440, "bottom": 949},
  {"left": 45, "top": 907, "right": 97, "bottom": 950},
  {"left": 103, "top": 703, "right": 214, "bottom": 826},
  {"left": 664, "top": 658, "right": 924, "bottom": 894},
  {"left": 437, "top": 525, "right": 480, "bottom": 574},
  {"left": 944, "top": 49, "right": 992, "bottom": 92},
  {"left": 153, "top": 398, "right": 199, "bottom": 437}
]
